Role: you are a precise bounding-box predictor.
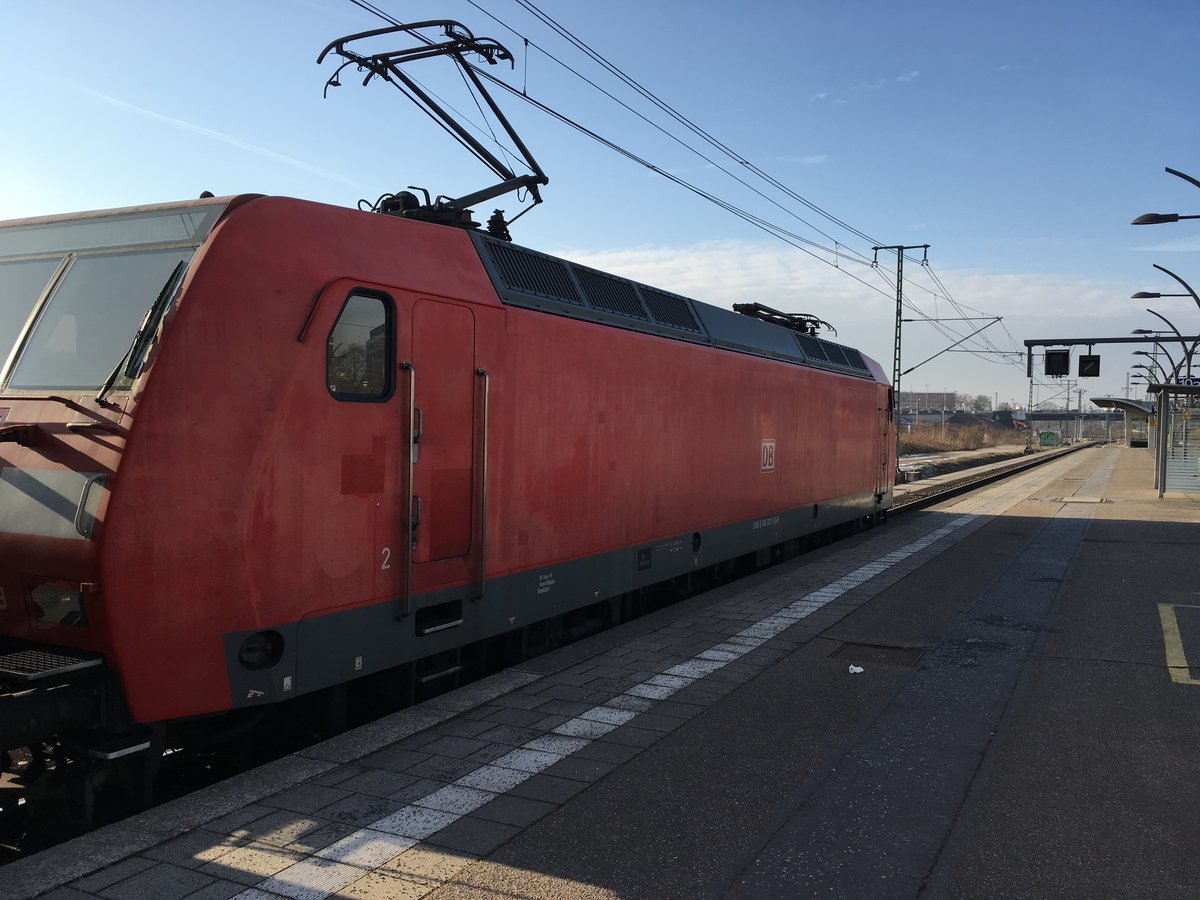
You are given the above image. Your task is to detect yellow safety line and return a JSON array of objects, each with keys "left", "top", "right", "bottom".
[{"left": 1157, "top": 603, "right": 1200, "bottom": 685}]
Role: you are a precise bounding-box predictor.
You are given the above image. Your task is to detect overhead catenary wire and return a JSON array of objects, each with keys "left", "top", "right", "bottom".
[
  {"left": 479, "top": 2, "right": 1029, "bottom": 372},
  {"left": 340, "top": 1, "right": 899, "bottom": 300},
  {"left": 341, "top": 0, "right": 1024, "bottom": 376},
  {"left": 499, "top": 0, "right": 885, "bottom": 249},
  {"left": 469, "top": 63, "right": 902, "bottom": 301},
  {"left": 920, "top": 263, "right": 1028, "bottom": 370},
  {"left": 352, "top": 0, "right": 884, "bottom": 271},
  {"left": 343, "top": 1, "right": 905, "bottom": 287},
  {"left": 493, "top": 0, "right": 1031, "bottom": 360},
  {"left": 467, "top": 0, "right": 885, "bottom": 264}
]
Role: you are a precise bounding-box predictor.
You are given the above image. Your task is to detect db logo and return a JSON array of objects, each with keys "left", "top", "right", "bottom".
[{"left": 761, "top": 439, "right": 776, "bottom": 471}]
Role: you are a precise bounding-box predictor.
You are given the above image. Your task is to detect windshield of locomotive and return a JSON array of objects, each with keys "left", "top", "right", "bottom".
[{"left": 0, "top": 202, "right": 225, "bottom": 392}]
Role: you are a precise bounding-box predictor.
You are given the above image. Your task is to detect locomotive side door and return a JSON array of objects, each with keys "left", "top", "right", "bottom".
[
  {"left": 408, "top": 299, "right": 478, "bottom": 581},
  {"left": 290, "top": 283, "right": 415, "bottom": 698},
  {"left": 320, "top": 286, "right": 412, "bottom": 608}
]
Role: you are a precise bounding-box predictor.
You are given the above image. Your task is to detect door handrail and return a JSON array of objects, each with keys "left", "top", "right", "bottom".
[
  {"left": 400, "top": 361, "right": 415, "bottom": 618},
  {"left": 475, "top": 368, "right": 490, "bottom": 602},
  {"left": 75, "top": 473, "right": 107, "bottom": 538}
]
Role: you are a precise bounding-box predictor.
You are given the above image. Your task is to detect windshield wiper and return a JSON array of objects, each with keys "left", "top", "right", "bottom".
[{"left": 97, "top": 259, "right": 188, "bottom": 403}]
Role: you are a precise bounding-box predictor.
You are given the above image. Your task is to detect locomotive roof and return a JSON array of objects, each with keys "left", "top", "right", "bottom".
[
  {"left": 0, "top": 195, "right": 241, "bottom": 231},
  {"left": 0, "top": 194, "right": 884, "bottom": 386},
  {"left": 468, "top": 231, "right": 884, "bottom": 382}
]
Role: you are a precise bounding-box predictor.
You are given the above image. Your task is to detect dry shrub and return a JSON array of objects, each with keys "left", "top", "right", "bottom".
[{"left": 898, "top": 423, "right": 1025, "bottom": 454}]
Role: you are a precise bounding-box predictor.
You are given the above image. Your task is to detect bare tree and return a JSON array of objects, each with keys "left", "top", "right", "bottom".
[
  {"left": 331, "top": 344, "right": 367, "bottom": 393},
  {"left": 968, "top": 394, "right": 991, "bottom": 412}
]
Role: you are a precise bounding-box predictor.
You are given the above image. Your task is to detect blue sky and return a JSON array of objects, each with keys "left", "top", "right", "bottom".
[{"left": 4, "top": 0, "right": 1200, "bottom": 407}]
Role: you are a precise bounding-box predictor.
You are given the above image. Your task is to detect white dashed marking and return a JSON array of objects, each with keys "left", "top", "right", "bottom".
[{"left": 233, "top": 460, "right": 1082, "bottom": 900}]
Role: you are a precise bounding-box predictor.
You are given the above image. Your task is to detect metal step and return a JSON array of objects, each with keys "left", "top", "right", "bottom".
[
  {"left": 87, "top": 730, "right": 152, "bottom": 760},
  {"left": 0, "top": 647, "right": 103, "bottom": 682}
]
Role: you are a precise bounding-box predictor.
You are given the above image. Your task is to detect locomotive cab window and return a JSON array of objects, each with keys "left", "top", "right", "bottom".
[
  {"left": 327, "top": 291, "right": 393, "bottom": 400},
  {"left": 6, "top": 248, "right": 194, "bottom": 391},
  {"left": 0, "top": 201, "right": 225, "bottom": 393}
]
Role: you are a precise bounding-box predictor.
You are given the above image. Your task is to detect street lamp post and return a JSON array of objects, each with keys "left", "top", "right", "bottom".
[
  {"left": 1133, "top": 213, "right": 1200, "bottom": 225},
  {"left": 1134, "top": 363, "right": 1166, "bottom": 386},
  {"left": 1131, "top": 167, "right": 1200, "bottom": 495},
  {"left": 1145, "top": 262, "right": 1200, "bottom": 315},
  {"left": 1132, "top": 351, "right": 1170, "bottom": 382},
  {"left": 1142, "top": 310, "right": 1193, "bottom": 378},
  {"left": 1131, "top": 328, "right": 1185, "bottom": 380},
  {"left": 1132, "top": 167, "right": 1200, "bottom": 225},
  {"left": 1131, "top": 264, "right": 1200, "bottom": 378}
]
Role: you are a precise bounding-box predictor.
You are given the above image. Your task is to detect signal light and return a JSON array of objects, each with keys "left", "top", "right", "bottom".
[
  {"left": 1078, "top": 355, "right": 1100, "bottom": 377},
  {"left": 1044, "top": 350, "right": 1070, "bottom": 377}
]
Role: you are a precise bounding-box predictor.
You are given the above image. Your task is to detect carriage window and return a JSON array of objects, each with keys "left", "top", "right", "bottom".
[{"left": 327, "top": 292, "right": 392, "bottom": 400}]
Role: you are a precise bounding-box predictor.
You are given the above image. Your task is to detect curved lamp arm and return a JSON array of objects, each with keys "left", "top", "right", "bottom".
[
  {"left": 1143, "top": 312, "right": 1187, "bottom": 378},
  {"left": 1152, "top": 263, "right": 1200, "bottom": 315}
]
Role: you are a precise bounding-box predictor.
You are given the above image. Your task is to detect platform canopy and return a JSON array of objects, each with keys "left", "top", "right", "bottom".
[{"left": 1090, "top": 397, "right": 1153, "bottom": 419}]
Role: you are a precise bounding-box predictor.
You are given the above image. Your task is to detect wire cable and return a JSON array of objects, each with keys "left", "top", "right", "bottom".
[{"left": 341, "top": 0, "right": 1022, "bottom": 376}]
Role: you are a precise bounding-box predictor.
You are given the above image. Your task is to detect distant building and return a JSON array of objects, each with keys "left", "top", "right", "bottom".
[{"left": 896, "top": 391, "right": 958, "bottom": 414}]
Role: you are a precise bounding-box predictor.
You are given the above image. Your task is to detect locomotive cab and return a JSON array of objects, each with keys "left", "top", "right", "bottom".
[{"left": 0, "top": 197, "right": 230, "bottom": 750}]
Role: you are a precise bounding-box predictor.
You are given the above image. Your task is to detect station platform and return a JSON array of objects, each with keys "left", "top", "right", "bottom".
[
  {"left": 6, "top": 444, "right": 1199, "bottom": 900},
  {"left": 893, "top": 442, "right": 1081, "bottom": 504}
]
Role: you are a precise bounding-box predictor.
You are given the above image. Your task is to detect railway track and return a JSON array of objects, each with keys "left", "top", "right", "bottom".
[{"left": 893, "top": 443, "right": 1093, "bottom": 513}]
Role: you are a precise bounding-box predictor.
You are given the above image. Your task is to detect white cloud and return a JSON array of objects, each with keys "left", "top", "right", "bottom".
[
  {"left": 562, "top": 239, "right": 878, "bottom": 313},
  {"left": 82, "top": 88, "right": 358, "bottom": 187},
  {"left": 1130, "top": 235, "right": 1200, "bottom": 254},
  {"left": 816, "top": 71, "right": 918, "bottom": 105},
  {"left": 563, "top": 240, "right": 1125, "bottom": 322},
  {"left": 779, "top": 154, "right": 829, "bottom": 166},
  {"left": 555, "top": 239, "right": 1139, "bottom": 397}
]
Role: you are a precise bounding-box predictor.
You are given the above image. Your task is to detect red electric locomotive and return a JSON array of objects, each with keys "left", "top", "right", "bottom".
[
  {"left": 0, "top": 193, "right": 893, "bottom": 767},
  {"left": 0, "top": 21, "right": 894, "bottom": 813}
]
